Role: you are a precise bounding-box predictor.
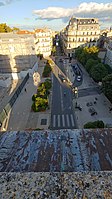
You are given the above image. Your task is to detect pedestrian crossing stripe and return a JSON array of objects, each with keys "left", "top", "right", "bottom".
[{"left": 52, "top": 114, "right": 75, "bottom": 128}]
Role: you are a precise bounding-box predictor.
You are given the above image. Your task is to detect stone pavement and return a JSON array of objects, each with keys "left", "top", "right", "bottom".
[{"left": 7, "top": 58, "right": 51, "bottom": 131}]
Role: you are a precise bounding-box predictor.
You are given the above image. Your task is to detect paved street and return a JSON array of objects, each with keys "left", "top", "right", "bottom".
[
  {"left": 50, "top": 74, "right": 77, "bottom": 129},
  {"left": 50, "top": 48, "right": 77, "bottom": 130}
]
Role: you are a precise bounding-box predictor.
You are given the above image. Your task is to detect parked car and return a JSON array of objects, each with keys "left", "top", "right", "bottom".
[
  {"left": 59, "top": 58, "right": 63, "bottom": 62},
  {"left": 89, "top": 107, "right": 97, "bottom": 116},
  {"left": 64, "top": 92, "right": 66, "bottom": 96},
  {"left": 86, "top": 102, "right": 93, "bottom": 107},
  {"left": 77, "top": 75, "right": 81, "bottom": 81}
]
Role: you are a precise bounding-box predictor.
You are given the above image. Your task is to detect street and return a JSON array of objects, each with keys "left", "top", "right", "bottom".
[
  {"left": 50, "top": 46, "right": 77, "bottom": 129},
  {"left": 50, "top": 74, "right": 77, "bottom": 129}
]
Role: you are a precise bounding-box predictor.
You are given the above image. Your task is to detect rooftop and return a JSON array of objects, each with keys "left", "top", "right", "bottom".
[{"left": 0, "top": 129, "right": 112, "bottom": 172}]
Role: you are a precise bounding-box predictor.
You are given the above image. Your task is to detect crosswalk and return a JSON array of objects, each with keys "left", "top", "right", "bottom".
[{"left": 51, "top": 114, "right": 76, "bottom": 129}]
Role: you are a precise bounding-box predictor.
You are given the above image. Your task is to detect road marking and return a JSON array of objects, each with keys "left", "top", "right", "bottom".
[
  {"left": 53, "top": 115, "right": 56, "bottom": 127},
  {"left": 70, "top": 114, "right": 75, "bottom": 127},
  {"left": 60, "top": 86, "right": 64, "bottom": 112},
  {"left": 66, "top": 114, "right": 70, "bottom": 127},
  {"left": 62, "top": 114, "right": 65, "bottom": 127},
  {"left": 57, "top": 115, "right": 60, "bottom": 127}
]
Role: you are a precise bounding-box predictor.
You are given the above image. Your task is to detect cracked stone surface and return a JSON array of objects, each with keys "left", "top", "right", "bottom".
[{"left": 0, "top": 129, "right": 112, "bottom": 172}]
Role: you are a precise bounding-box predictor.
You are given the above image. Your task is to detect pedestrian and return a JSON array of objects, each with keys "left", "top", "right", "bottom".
[{"left": 25, "top": 88, "right": 27, "bottom": 92}]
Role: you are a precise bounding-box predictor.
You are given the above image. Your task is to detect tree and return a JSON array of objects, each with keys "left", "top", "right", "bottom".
[
  {"left": 0, "top": 23, "right": 12, "bottom": 32},
  {"left": 42, "top": 63, "right": 52, "bottom": 77},
  {"left": 84, "top": 120, "right": 105, "bottom": 128},
  {"left": 75, "top": 46, "right": 99, "bottom": 66},
  {"left": 32, "top": 97, "right": 48, "bottom": 112},
  {"left": 51, "top": 46, "right": 56, "bottom": 55},
  {"left": 75, "top": 47, "right": 83, "bottom": 59},
  {"left": 85, "top": 59, "right": 99, "bottom": 73},
  {"left": 84, "top": 46, "right": 99, "bottom": 54},
  {"left": 37, "top": 83, "right": 47, "bottom": 98},
  {"left": 90, "top": 63, "right": 108, "bottom": 82},
  {"left": 102, "top": 74, "right": 112, "bottom": 103},
  {"left": 78, "top": 51, "right": 87, "bottom": 65}
]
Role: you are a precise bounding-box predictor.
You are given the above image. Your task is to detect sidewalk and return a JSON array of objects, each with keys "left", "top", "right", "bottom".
[{"left": 7, "top": 59, "right": 52, "bottom": 131}]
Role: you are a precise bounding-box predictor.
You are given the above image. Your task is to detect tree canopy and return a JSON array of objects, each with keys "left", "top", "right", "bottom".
[
  {"left": 90, "top": 63, "right": 108, "bottom": 82},
  {"left": 85, "top": 59, "right": 99, "bottom": 73},
  {"left": 0, "top": 23, "right": 20, "bottom": 33},
  {"left": 84, "top": 120, "right": 105, "bottom": 128},
  {"left": 102, "top": 74, "right": 112, "bottom": 103}
]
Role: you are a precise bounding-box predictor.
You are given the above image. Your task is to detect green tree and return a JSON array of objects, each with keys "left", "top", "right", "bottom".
[
  {"left": 84, "top": 46, "right": 99, "bottom": 54},
  {"left": 90, "top": 63, "right": 108, "bottom": 82},
  {"left": 84, "top": 120, "right": 105, "bottom": 128},
  {"left": 51, "top": 46, "right": 56, "bottom": 55},
  {"left": 42, "top": 63, "right": 52, "bottom": 77},
  {"left": 102, "top": 74, "right": 112, "bottom": 103},
  {"left": 75, "top": 46, "right": 99, "bottom": 66},
  {"left": 37, "top": 83, "right": 47, "bottom": 98},
  {"left": 44, "top": 79, "right": 52, "bottom": 90},
  {"left": 85, "top": 59, "right": 99, "bottom": 73},
  {"left": 78, "top": 51, "right": 87, "bottom": 65},
  {"left": 32, "top": 97, "right": 48, "bottom": 112},
  {"left": 0, "top": 23, "right": 12, "bottom": 32}
]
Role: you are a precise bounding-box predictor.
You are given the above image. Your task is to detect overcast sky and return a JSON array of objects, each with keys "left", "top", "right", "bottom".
[{"left": 0, "top": 0, "right": 112, "bottom": 30}]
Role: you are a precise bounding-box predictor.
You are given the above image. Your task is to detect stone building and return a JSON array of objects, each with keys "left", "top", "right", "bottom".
[
  {"left": 0, "top": 33, "right": 37, "bottom": 74},
  {"left": 34, "top": 28, "right": 53, "bottom": 57},
  {"left": 104, "top": 38, "right": 112, "bottom": 68},
  {"left": 60, "top": 17, "right": 100, "bottom": 57}
]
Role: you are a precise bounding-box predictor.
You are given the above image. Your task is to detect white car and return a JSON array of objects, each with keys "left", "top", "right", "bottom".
[
  {"left": 77, "top": 76, "right": 81, "bottom": 81},
  {"left": 63, "top": 60, "right": 66, "bottom": 64}
]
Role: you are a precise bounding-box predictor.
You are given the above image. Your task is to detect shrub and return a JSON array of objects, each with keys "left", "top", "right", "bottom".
[
  {"left": 84, "top": 120, "right": 105, "bottom": 129},
  {"left": 42, "top": 64, "right": 52, "bottom": 77},
  {"left": 44, "top": 79, "right": 52, "bottom": 90},
  {"left": 32, "top": 94, "right": 38, "bottom": 101},
  {"left": 32, "top": 97, "right": 48, "bottom": 112}
]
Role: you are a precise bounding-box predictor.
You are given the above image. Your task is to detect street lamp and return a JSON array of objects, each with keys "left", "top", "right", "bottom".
[{"left": 72, "top": 87, "right": 78, "bottom": 98}]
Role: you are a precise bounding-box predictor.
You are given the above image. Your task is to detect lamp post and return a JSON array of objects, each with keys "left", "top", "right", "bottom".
[{"left": 72, "top": 87, "right": 78, "bottom": 99}]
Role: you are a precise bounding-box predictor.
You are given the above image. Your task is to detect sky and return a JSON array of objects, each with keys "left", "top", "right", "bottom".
[{"left": 0, "top": 0, "right": 112, "bottom": 31}]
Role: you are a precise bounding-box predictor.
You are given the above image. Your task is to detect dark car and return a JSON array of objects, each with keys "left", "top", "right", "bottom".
[
  {"left": 86, "top": 102, "right": 93, "bottom": 107},
  {"left": 59, "top": 58, "right": 63, "bottom": 62},
  {"left": 58, "top": 74, "right": 66, "bottom": 82},
  {"left": 89, "top": 107, "right": 97, "bottom": 116}
]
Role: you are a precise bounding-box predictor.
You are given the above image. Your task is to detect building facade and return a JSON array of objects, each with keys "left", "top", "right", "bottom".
[
  {"left": 0, "top": 33, "right": 37, "bottom": 74},
  {"left": 60, "top": 17, "right": 100, "bottom": 56},
  {"left": 104, "top": 38, "right": 112, "bottom": 68},
  {"left": 34, "top": 28, "right": 53, "bottom": 57}
]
